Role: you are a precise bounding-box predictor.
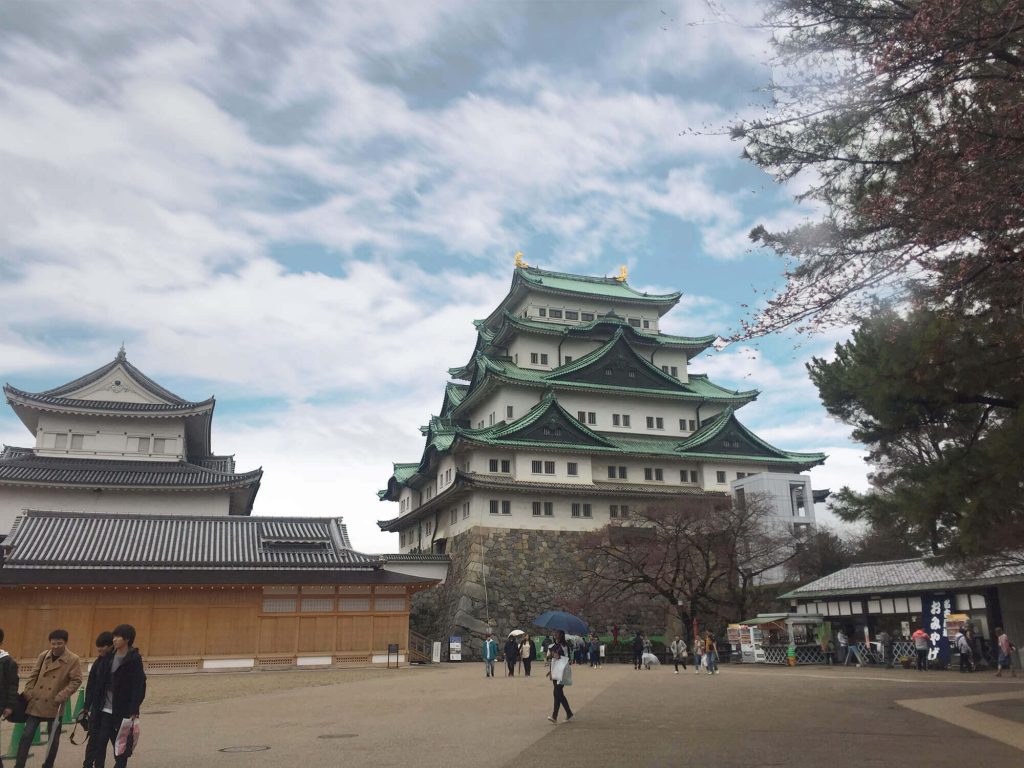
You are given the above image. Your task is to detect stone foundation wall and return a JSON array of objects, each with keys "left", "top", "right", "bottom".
[{"left": 411, "top": 526, "right": 670, "bottom": 659}]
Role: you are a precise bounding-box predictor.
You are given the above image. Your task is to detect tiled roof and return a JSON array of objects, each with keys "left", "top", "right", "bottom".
[
  {"left": 36, "top": 350, "right": 193, "bottom": 404},
  {"left": 4, "top": 385, "right": 214, "bottom": 415},
  {"left": 377, "top": 472, "right": 726, "bottom": 530},
  {"left": 781, "top": 556, "right": 1024, "bottom": 598},
  {"left": 463, "top": 353, "right": 757, "bottom": 403},
  {"left": 516, "top": 266, "right": 681, "bottom": 303},
  {"left": 0, "top": 452, "right": 262, "bottom": 490},
  {"left": 1, "top": 511, "right": 374, "bottom": 569},
  {"left": 490, "top": 310, "right": 716, "bottom": 351}
]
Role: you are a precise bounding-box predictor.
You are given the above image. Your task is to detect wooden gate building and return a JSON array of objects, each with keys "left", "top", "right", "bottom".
[{"left": 0, "top": 511, "right": 446, "bottom": 671}]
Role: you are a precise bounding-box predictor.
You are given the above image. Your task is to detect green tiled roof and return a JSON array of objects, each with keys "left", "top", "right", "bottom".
[
  {"left": 675, "top": 408, "right": 826, "bottom": 467},
  {"left": 490, "top": 310, "right": 714, "bottom": 352},
  {"left": 392, "top": 463, "right": 420, "bottom": 483},
  {"left": 517, "top": 266, "right": 681, "bottom": 303},
  {"left": 458, "top": 391, "right": 618, "bottom": 451},
  {"left": 456, "top": 351, "right": 757, "bottom": 406}
]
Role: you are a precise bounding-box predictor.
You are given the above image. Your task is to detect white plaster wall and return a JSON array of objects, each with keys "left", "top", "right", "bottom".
[
  {"left": 650, "top": 350, "right": 689, "bottom": 383},
  {"left": 435, "top": 455, "right": 458, "bottom": 494},
  {"left": 0, "top": 487, "right": 232, "bottom": 536},
  {"left": 730, "top": 472, "right": 815, "bottom": 523},
  {"left": 515, "top": 298, "right": 663, "bottom": 331},
  {"left": 506, "top": 336, "right": 559, "bottom": 371},
  {"left": 68, "top": 364, "right": 168, "bottom": 404},
  {"left": 554, "top": 392, "right": 703, "bottom": 435},
  {"left": 558, "top": 339, "right": 603, "bottom": 366},
  {"left": 33, "top": 413, "right": 186, "bottom": 461},
  {"left": 512, "top": 452, "right": 594, "bottom": 484},
  {"left": 468, "top": 389, "right": 540, "bottom": 430}
]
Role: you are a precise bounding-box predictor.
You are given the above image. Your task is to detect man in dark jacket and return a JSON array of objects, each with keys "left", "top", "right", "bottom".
[
  {"left": 503, "top": 635, "right": 518, "bottom": 677},
  {"left": 90, "top": 624, "right": 146, "bottom": 768},
  {"left": 632, "top": 631, "right": 645, "bottom": 670},
  {"left": 1, "top": 627, "right": 21, "bottom": 768},
  {"left": 82, "top": 631, "right": 114, "bottom": 768}
]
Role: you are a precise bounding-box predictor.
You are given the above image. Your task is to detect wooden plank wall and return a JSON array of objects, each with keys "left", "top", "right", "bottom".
[{"left": 0, "top": 586, "right": 410, "bottom": 663}]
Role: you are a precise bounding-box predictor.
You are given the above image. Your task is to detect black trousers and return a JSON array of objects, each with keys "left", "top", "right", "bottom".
[
  {"left": 83, "top": 715, "right": 107, "bottom": 768},
  {"left": 673, "top": 657, "right": 687, "bottom": 671},
  {"left": 15, "top": 715, "right": 57, "bottom": 768},
  {"left": 506, "top": 658, "right": 515, "bottom": 676},
  {"left": 551, "top": 682, "right": 573, "bottom": 720},
  {"left": 916, "top": 649, "right": 928, "bottom": 670},
  {"left": 92, "top": 712, "right": 131, "bottom": 768},
  {"left": 959, "top": 652, "right": 973, "bottom": 672},
  {"left": 523, "top": 657, "right": 532, "bottom": 677},
  {"left": 633, "top": 650, "right": 642, "bottom": 669}
]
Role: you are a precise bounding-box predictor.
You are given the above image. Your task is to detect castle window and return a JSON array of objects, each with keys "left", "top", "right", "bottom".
[
  {"left": 564, "top": 356, "right": 573, "bottom": 363},
  {"left": 572, "top": 503, "right": 581, "bottom": 518},
  {"left": 627, "top": 370, "right": 636, "bottom": 378},
  {"left": 490, "top": 459, "right": 499, "bottom": 472},
  {"left": 689, "top": 419, "right": 697, "bottom": 431},
  {"left": 690, "top": 470, "right": 699, "bottom": 483},
  {"left": 490, "top": 500, "right": 500, "bottom": 515},
  {"left": 506, "top": 405, "right": 514, "bottom": 418},
  {"left": 581, "top": 312, "right": 595, "bottom": 321},
  {"left": 531, "top": 353, "right": 539, "bottom": 364},
  {"left": 628, "top": 318, "right": 641, "bottom": 327},
  {"left": 622, "top": 415, "right": 631, "bottom": 427},
  {"left": 128, "top": 436, "right": 150, "bottom": 453},
  {"left": 670, "top": 366, "right": 678, "bottom": 377},
  {"left": 604, "top": 368, "right": 612, "bottom": 376},
  {"left": 578, "top": 411, "right": 587, "bottom": 422},
  {"left": 645, "top": 467, "right": 653, "bottom": 480},
  {"left": 607, "top": 465, "right": 616, "bottom": 479},
  {"left": 643, "top": 320, "right": 651, "bottom": 329},
  {"left": 502, "top": 500, "right": 511, "bottom": 515},
  {"left": 544, "top": 461, "right": 555, "bottom": 474},
  {"left": 532, "top": 502, "right": 542, "bottom": 517},
  {"left": 617, "top": 466, "right": 627, "bottom": 479},
  {"left": 583, "top": 503, "right": 592, "bottom": 518},
  {"left": 532, "top": 460, "right": 543, "bottom": 474},
  {"left": 541, "top": 354, "right": 549, "bottom": 364},
  {"left": 538, "top": 308, "right": 547, "bottom": 317},
  {"left": 70, "top": 434, "right": 85, "bottom": 450},
  {"left": 716, "top": 471, "right": 727, "bottom": 484},
  {"left": 567, "top": 462, "right": 578, "bottom": 476},
  {"left": 655, "top": 468, "right": 663, "bottom": 481},
  {"left": 549, "top": 309, "right": 563, "bottom": 319},
  {"left": 621, "top": 504, "right": 630, "bottom": 518},
  {"left": 565, "top": 310, "right": 579, "bottom": 320},
  {"left": 501, "top": 459, "right": 511, "bottom": 473},
  {"left": 543, "top": 502, "right": 553, "bottom": 516},
  {"left": 610, "top": 504, "right": 619, "bottom": 518},
  {"left": 612, "top": 414, "right": 620, "bottom": 426},
  {"left": 463, "top": 502, "right": 470, "bottom": 518}
]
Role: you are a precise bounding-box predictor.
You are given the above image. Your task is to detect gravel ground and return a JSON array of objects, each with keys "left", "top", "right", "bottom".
[{"left": 144, "top": 664, "right": 438, "bottom": 707}]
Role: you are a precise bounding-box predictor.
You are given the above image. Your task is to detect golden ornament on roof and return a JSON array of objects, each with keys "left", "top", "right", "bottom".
[
  {"left": 514, "top": 251, "right": 528, "bottom": 268},
  {"left": 615, "top": 265, "right": 628, "bottom": 282}
]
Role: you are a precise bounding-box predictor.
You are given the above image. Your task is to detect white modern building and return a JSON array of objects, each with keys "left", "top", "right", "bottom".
[
  {"left": 0, "top": 347, "right": 263, "bottom": 535},
  {"left": 378, "top": 261, "right": 826, "bottom": 553}
]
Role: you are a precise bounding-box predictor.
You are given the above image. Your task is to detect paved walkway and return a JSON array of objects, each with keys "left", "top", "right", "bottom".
[{"left": 11, "top": 662, "right": 1023, "bottom": 767}]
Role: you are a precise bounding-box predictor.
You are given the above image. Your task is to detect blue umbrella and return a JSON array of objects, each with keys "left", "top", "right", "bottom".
[{"left": 533, "top": 610, "right": 589, "bottom": 635}]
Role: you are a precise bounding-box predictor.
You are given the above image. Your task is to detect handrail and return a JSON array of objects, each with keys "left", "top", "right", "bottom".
[{"left": 408, "top": 630, "right": 435, "bottom": 663}]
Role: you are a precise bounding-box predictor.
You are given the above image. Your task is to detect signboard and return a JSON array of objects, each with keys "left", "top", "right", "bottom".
[
  {"left": 922, "top": 595, "right": 951, "bottom": 666},
  {"left": 945, "top": 613, "right": 970, "bottom": 635},
  {"left": 449, "top": 635, "right": 462, "bottom": 662},
  {"left": 432, "top": 641, "right": 442, "bottom": 664}
]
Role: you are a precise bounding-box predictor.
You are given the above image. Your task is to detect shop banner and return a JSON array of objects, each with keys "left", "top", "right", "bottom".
[{"left": 922, "top": 594, "right": 951, "bottom": 666}]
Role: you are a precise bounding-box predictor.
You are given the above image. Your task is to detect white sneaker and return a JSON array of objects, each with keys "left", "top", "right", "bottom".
[{"left": 674, "top": 670, "right": 679, "bottom": 674}]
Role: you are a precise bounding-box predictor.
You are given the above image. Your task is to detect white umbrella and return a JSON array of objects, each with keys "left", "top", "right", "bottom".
[
  {"left": 508, "top": 629, "right": 526, "bottom": 638},
  {"left": 642, "top": 651, "right": 661, "bottom": 667}
]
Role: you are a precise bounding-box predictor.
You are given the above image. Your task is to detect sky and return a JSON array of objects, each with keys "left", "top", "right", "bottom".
[{"left": 0, "top": 0, "right": 871, "bottom": 553}]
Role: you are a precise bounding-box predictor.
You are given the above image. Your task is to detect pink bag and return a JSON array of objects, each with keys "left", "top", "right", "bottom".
[{"left": 114, "top": 717, "right": 141, "bottom": 757}]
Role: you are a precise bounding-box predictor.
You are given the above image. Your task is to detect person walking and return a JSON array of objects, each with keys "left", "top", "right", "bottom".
[
  {"left": 693, "top": 632, "right": 704, "bottom": 674},
  {"left": 82, "top": 631, "right": 115, "bottom": 768},
  {"left": 482, "top": 632, "right": 498, "bottom": 678},
  {"left": 0, "top": 627, "right": 20, "bottom": 768},
  {"left": 836, "top": 629, "right": 849, "bottom": 666},
  {"left": 89, "top": 625, "right": 146, "bottom": 768},
  {"left": 545, "top": 633, "right": 573, "bottom": 724},
  {"left": 632, "top": 631, "right": 645, "bottom": 671},
  {"left": 503, "top": 635, "right": 519, "bottom": 677},
  {"left": 955, "top": 627, "right": 973, "bottom": 673},
  {"left": 878, "top": 630, "right": 894, "bottom": 669},
  {"left": 588, "top": 635, "right": 599, "bottom": 668},
  {"left": 704, "top": 632, "right": 719, "bottom": 675},
  {"left": 994, "top": 627, "right": 1018, "bottom": 678},
  {"left": 14, "top": 629, "right": 83, "bottom": 768},
  {"left": 670, "top": 634, "right": 688, "bottom": 674},
  {"left": 520, "top": 634, "right": 535, "bottom": 678},
  {"left": 912, "top": 627, "right": 930, "bottom": 671}
]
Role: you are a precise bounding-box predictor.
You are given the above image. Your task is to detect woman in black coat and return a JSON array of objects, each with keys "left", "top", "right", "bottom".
[{"left": 91, "top": 624, "right": 147, "bottom": 768}]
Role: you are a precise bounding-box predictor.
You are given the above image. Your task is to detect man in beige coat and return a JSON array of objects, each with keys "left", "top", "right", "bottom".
[{"left": 14, "top": 629, "right": 83, "bottom": 768}]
